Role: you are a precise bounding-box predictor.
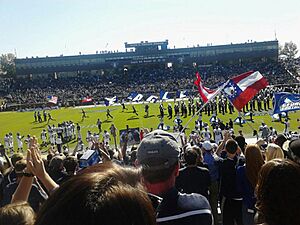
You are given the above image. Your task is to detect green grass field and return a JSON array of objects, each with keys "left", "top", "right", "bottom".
[{"left": 0, "top": 100, "right": 299, "bottom": 151}]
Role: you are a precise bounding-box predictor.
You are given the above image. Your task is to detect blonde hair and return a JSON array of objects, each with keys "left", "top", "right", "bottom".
[
  {"left": 266, "top": 143, "right": 284, "bottom": 161},
  {"left": 0, "top": 202, "right": 35, "bottom": 225}
]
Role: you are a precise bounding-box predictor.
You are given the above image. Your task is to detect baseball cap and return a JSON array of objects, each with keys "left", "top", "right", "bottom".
[
  {"left": 137, "top": 130, "right": 180, "bottom": 169},
  {"left": 202, "top": 141, "right": 213, "bottom": 151}
]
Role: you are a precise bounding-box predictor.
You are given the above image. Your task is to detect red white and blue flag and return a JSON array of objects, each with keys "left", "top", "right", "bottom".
[
  {"left": 47, "top": 96, "right": 58, "bottom": 104},
  {"left": 194, "top": 72, "right": 220, "bottom": 103},
  {"left": 223, "top": 71, "right": 268, "bottom": 111}
]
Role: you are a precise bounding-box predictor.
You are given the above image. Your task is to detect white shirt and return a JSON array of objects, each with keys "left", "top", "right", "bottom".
[
  {"left": 201, "top": 130, "right": 211, "bottom": 141},
  {"left": 214, "top": 128, "right": 222, "bottom": 143},
  {"left": 103, "top": 133, "right": 110, "bottom": 144}
]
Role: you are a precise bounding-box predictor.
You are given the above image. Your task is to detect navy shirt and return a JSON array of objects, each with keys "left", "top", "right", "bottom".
[
  {"left": 156, "top": 187, "right": 213, "bottom": 225},
  {"left": 220, "top": 157, "right": 242, "bottom": 199},
  {"left": 236, "top": 165, "right": 256, "bottom": 209},
  {"left": 176, "top": 166, "right": 211, "bottom": 199}
]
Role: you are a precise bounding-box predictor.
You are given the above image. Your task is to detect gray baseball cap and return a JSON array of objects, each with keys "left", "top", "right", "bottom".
[{"left": 137, "top": 130, "right": 180, "bottom": 169}]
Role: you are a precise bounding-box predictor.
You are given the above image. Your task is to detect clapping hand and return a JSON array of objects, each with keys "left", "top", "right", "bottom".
[{"left": 27, "top": 145, "right": 46, "bottom": 180}]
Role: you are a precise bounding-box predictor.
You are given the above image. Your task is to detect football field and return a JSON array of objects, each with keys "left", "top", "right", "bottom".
[{"left": 0, "top": 101, "right": 299, "bottom": 151}]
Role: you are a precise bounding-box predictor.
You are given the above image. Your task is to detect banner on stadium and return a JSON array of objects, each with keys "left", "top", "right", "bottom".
[
  {"left": 127, "top": 92, "right": 138, "bottom": 100},
  {"left": 273, "top": 92, "right": 300, "bottom": 114},
  {"left": 132, "top": 93, "right": 143, "bottom": 102},
  {"left": 160, "top": 90, "right": 170, "bottom": 100},
  {"left": 145, "top": 95, "right": 158, "bottom": 103},
  {"left": 176, "top": 90, "right": 188, "bottom": 99}
]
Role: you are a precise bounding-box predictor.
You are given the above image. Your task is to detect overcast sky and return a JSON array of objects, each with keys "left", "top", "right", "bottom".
[{"left": 0, "top": 0, "right": 299, "bottom": 58}]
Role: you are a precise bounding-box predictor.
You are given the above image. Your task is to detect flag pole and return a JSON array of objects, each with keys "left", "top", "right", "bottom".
[{"left": 176, "top": 80, "right": 229, "bottom": 139}]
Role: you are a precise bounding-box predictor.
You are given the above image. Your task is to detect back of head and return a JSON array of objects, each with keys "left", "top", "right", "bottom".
[
  {"left": 235, "top": 135, "right": 246, "bottom": 153},
  {"left": 274, "top": 134, "right": 287, "bottom": 149},
  {"left": 48, "top": 155, "right": 64, "bottom": 172},
  {"left": 137, "top": 130, "right": 179, "bottom": 184},
  {"left": 15, "top": 160, "right": 27, "bottom": 176},
  {"left": 244, "top": 144, "right": 264, "bottom": 187},
  {"left": 256, "top": 159, "right": 300, "bottom": 225},
  {"left": 288, "top": 139, "right": 300, "bottom": 164},
  {"left": 266, "top": 143, "right": 284, "bottom": 161},
  {"left": 0, "top": 202, "right": 35, "bottom": 225},
  {"left": 63, "top": 156, "right": 78, "bottom": 173},
  {"left": 184, "top": 149, "right": 198, "bottom": 166},
  {"left": 35, "top": 164, "right": 155, "bottom": 225},
  {"left": 225, "top": 139, "right": 238, "bottom": 155},
  {"left": 191, "top": 145, "right": 203, "bottom": 163},
  {"left": 11, "top": 153, "right": 24, "bottom": 167}
]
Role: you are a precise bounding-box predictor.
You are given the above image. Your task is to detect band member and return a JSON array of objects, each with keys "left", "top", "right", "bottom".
[{"left": 106, "top": 108, "right": 113, "bottom": 119}]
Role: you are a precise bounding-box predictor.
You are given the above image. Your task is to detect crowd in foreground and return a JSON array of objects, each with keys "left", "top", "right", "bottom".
[
  {"left": 0, "top": 124, "right": 300, "bottom": 225},
  {"left": 0, "top": 60, "right": 298, "bottom": 106}
]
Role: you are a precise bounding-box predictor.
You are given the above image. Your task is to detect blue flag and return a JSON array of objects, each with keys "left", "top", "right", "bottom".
[
  {"left": 127, "top": 92, "right": 138, "bottom": 100},
  {"left": 176, "top": 90, "right": 188, "bottom": 99},
  {"left": 132, "top": 94, "right": 143, "bottom": 102},
  {"left": 146, "top": 95, "right": 158, "bottom": 103},
  {"left": 273, "top": 92, "right": 300, "bottom": 114},
  {"left": 160, "top": 90, "right": 170, "bottom": 100}
]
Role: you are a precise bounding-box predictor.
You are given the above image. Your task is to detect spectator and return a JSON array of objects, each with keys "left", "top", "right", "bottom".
[
  {"left": 237, "top": 144, "right": 264, "bottom": 225},
  {"left": 286, "top": 138, "right": 300, "bottom": 164},
  {"left": 265, "top": 143, "right": 284, "bottom": 161},
  {"left": 3, "top": 153, "right": 23, "bottom": 186},
  {"left": 47, "top": 155, "right": 66, "bottom": 183},
  {"left": 34, "top": 163, "right": 156, "bottom": 225},
  {"left": 202, "top": 140, "right": 222, "bottom": 225},
  {"left": 255, "top": 159, "right": 300, "bottom": 225},
  {"left": 219, "top": 139, "right": 243, "bottom": 225},
  {"left": 137, "top": 130, "right": 213, "bottom": 225},
  {"left": 0, "top": 201, "right": 35, "bottom": 225},
  {"left": 56, "top": 156, "right": 78, "bottom": 184},
  {"left": 1, "top": 159, "right": 47, "bottom": 211},
  {"left": 175, "top": 148, "right": 211, "bottom": 199}
]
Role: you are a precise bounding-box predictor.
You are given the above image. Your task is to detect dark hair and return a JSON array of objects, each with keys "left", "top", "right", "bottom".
[
  {"left": 63, "top": 156, "right": 78, "bottom": 173},
  {"left": 0, "top": 202, "right": 35, "bottom": 225},
  {"left": 225, "top": 139, "right": 238, "bottom": 154},
  {"left": 14, "top": 160, "right": 27, "bottom": 174},
  {"left": 256, "top": 159, "right": 300, "bottom": 225},
  {"left": 11, "top": 153, "right": 24, "bottom": 167},
  {"left": 35, "top": 163, "right": 156, "bottom": 225},
  {"left": 184, "top": 149, "right": 198, "bottom": 165},
  {"left": 141, "top": 161, "right": 178, "bottom": 184}
]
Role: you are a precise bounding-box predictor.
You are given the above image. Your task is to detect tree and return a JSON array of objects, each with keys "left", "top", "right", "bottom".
[
  {"left": 279, "top": 41, "right": 298, "bottom": 60},
  {"left": 0, "top": 53, "right": 16, "bottom": 77}
]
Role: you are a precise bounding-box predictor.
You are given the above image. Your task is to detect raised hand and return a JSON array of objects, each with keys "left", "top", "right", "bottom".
[{"left": 27, "top": 146, "right": 46, "bottom": 179}]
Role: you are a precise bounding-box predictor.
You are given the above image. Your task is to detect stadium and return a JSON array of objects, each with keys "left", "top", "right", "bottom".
[{"left": 1, "top": 1, "right": 300, "bottom": 224}]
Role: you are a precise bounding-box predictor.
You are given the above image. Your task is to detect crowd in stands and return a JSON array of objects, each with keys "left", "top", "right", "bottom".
[
  {"left": 0, "top": 61, "right": 298, "bottom": 106},
  {"left": 0, "top": 59, "right": 300, "bottom": 224},
  {"left": 0, "top": 126, "right": 300, "bottom": 225}
]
